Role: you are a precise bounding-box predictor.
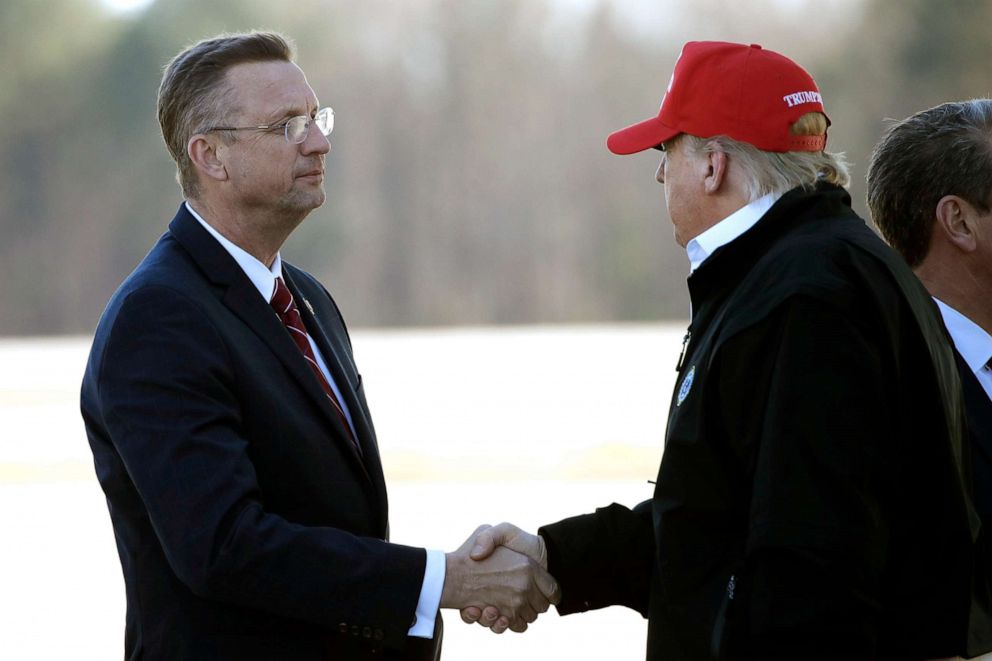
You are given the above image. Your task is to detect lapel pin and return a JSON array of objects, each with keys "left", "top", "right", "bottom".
[{"left": 303, "top": 298, "right": 316, "bottom": 316}]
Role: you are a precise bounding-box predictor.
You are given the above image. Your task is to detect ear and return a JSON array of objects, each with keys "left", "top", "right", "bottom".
[
  {"left": 187, "top": 134, "right": 229, "bottom": 184},
  {"left": 934, "top": 195, "right": 978, "bottom": 253},
  {"left": 702, "top": 149, "right": 728, "bottom": 195}
]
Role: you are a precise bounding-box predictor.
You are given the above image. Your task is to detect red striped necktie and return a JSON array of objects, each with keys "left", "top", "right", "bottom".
[{"left": 270, "top": 277, "right": 360, "bottom": 454}]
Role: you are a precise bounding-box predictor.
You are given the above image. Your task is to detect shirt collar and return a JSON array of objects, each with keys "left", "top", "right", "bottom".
[
  {"left": 185, "top": 201, "right": 283, "bottom": 302},
  {"left": 686, "top": 192, "right": 782, "bottom": 273},
  {"left": 933, "top": 298, "right": 992, "bottom": 376}
]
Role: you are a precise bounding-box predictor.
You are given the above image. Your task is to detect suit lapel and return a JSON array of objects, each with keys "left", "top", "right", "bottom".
[
  {"left": 168, "top": 205, "right": 372, "bottom": 485},
  {"left": 284, "top": 269, "right": 389, "bottom": 525},
  {"left": 956, "top": 351, "right": 992, "bottom": 462}
]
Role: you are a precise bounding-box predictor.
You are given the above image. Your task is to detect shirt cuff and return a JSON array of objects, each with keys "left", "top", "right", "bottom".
[{"left": 408, "top": 549, "right": 445, "bottom": 638}]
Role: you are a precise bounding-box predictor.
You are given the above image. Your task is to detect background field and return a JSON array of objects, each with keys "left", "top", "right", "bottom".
[{"left": 0, "top": 324, "right": 682, "bottom": 659}]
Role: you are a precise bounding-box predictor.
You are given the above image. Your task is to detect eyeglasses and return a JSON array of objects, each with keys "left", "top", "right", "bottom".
[{"left": 206, "top": 107, "right": 334, "bottom": 144}]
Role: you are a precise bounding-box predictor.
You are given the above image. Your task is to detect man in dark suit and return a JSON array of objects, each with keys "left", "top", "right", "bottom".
[
  {"left": 80, "top": 31, "right": 557, "bottom": 661},
  {"left": 867, "top": 99, "right": 992, "bottom": 656},
  {"left": 462, "top": 43, "right": 987, "bottom": 659}
]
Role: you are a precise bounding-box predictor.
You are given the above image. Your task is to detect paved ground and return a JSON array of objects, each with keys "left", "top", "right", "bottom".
[
  {"left": 0, "top": 326, "right": 680, "bottom": 659},
  {"left": 0, "top": 478, "right": 651, "bottom": 660}
]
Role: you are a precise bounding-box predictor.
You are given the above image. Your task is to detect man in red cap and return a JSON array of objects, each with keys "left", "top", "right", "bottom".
[{"left": 463, "top": 42, "right": 985, "bottom": 659}]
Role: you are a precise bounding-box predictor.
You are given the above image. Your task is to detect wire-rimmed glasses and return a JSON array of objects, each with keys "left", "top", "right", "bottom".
[{"left": 206, "top": 107, "right": 333, "bottom": 144}]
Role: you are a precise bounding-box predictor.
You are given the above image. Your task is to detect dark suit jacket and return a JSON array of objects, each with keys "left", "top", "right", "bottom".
[
  {"left": 80, "top": 204, "right": 439, "bottom": 660},
  {"left": 956, "top": 350, "right": 992, "bottom": 522},
  {"left": 956, "top": 349, "right": 992, "bottom": 654}
]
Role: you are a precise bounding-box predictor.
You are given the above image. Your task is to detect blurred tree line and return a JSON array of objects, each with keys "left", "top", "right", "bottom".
[{"left": 1, "top": 0, "right": 989, "bottom": 335}]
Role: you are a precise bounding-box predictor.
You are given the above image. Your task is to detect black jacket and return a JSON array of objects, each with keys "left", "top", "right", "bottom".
[{"left": 540, "top": 185, "right": 987, "bottom": 660}]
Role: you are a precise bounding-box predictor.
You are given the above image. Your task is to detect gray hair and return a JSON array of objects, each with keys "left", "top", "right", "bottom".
[
  {"left": 866, "top": 99, "right": 992, "bottom": 267},
  {"left": 682, "top": 112, "right": 850, "bottom": 202},
  {"left": 157, "top": 31, "right": 295, "bottom": 199}
]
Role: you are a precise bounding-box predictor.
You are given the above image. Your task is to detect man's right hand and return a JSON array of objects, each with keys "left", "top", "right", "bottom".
[
  {"left": 453, "top": 522, "right": 554, "bottom": 633},
  {"left": 440, "top": 524, "right": 559, "bottom": 633}
]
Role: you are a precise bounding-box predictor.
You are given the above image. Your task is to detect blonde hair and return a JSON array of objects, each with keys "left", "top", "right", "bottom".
[{"left": 683, "top": 113, "right": 850, "bottom": 202}]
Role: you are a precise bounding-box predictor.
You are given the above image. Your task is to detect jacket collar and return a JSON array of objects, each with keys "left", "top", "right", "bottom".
[
  {"left": 167, "top": 204, "right": 373, "bottom": 484},
  {"left": 686, "top": 183, "right": 854, "bottom": 310}
]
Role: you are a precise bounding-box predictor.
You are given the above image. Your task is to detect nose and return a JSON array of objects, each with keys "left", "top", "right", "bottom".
[
  {"left": 655, "top": 157, "right": 665, "bottom": 184},
  {"left": 301, "top": 122, "right": 331, "bottom": 156}
]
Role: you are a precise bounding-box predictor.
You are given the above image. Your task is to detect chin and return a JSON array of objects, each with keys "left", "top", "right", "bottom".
[
  {"left": 285, "top": 189, "right": 326, "bottom": 213},
  {"left": 305, "top": 188, "right": 325, "bottom": 207}
]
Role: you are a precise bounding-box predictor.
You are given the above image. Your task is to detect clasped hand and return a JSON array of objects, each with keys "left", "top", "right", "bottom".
[{"left": 441, "top": 523, "right": 559, "bottom": 633}]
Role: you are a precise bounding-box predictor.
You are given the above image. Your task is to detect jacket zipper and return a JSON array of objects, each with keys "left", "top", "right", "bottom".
[
  {"left": 675, "top": 328, "right": 692, "bottom": 372},
  {"left": 709, "top": 574, "right": 736, "bottom": 659}
]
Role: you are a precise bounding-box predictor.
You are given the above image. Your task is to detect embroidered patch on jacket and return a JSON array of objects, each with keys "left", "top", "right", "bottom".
[{"left": 677, "top": 365, "right": 695, "bottom": 407}]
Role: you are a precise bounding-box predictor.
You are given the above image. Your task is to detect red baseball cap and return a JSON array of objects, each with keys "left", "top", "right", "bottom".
[{"left": 607, "top": 41, "right": 830, "bottom": 155}]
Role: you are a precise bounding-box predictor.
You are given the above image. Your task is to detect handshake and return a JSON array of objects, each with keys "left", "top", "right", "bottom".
[{"left": 440, "top": 523, "right": 560, "bottom": 633}]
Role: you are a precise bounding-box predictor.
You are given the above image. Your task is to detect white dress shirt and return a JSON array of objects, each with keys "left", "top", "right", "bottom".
[
  {"left": 186, "top": 202, "right": 444, "bottom": 638},
  {"left": 683, "top": 192, "right": 782, "bottom": 322},
  {"left": 686, "top": 192, "right": 782, "bottom": 274},
  {"left": 934, "top": 297, "right": 992, "bottom": 401}
]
